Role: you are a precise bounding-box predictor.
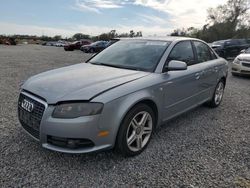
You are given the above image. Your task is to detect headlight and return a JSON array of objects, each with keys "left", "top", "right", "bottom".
[
  {"left": 52, "top": 102, "right": 103, "bottom": 119},
  {"left": 234, "top": 58, "right": 241, "bottom": 64}
]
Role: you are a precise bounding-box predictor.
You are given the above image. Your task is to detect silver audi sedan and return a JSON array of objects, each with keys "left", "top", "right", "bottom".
[{"left": 18, "top": 37, "right": 228, "bottom": 156}]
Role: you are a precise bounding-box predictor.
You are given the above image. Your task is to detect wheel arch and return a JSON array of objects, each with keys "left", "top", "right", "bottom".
[
  {"left": 220, "top": 76, "right": 227, "bottom": 87},
  {"left": 114, "top": 97, "right": 159, "bottom": 145},
  {"left": 122, "top": 99, "right": 159, "bottom": 127},
  {"left": 114, "top": 97, "right": 159, "bottom": 151}
]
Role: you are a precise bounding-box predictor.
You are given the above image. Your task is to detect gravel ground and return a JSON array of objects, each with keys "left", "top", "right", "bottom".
[{"left": 0, "top": 44, "right": 250, "bottom": 188}]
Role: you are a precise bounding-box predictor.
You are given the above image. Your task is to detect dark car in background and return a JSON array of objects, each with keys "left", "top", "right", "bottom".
[
  {"left": 80, "top": 41, "right": 108, "bottom": 53},
  {"left": 106, "top": 39, "right": 119, "bottom": 47},
  {"left": 211, "top": 39, "right": 250, "bottom": 59},
  {"left": 64, "top": 40, "right": 91, "bottom": 51}
]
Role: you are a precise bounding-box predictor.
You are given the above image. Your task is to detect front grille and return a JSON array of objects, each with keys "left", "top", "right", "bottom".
[
  {"left": 18, "top": 93, "right": 46, "bottom": 139},
  {"left": 242, "top": 63, "right": 250, "bottom": 68},
  {"left": 241, "top": 70, "right": 250, "bottom": 74},
  {"left": 241, "top": 59, "right": 250, "bottom": 62}
]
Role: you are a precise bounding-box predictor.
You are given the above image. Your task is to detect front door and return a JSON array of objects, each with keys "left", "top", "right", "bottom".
[{"left": 161, "top": 41, "right": 204, "bottom": 121}]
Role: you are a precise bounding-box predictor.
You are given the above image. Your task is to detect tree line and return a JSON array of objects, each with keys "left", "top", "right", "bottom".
[
  {"left": 0, "top": 30, "right": 142, "bottom": 43},
  {"left": 170, "top": 0, "right": 250, "bottom": 42}
]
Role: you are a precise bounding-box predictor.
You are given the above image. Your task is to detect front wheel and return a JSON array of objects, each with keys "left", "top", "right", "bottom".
[
  {"left": 206, "top": 80, "right": 225, "bottom": 108},
  {"left": 116, "top": 104, "right": 155, "bottom": 157}
]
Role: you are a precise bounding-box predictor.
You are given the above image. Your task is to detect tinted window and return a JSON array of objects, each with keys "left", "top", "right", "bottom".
[
  {"left": 193, "top": 41, "right": 214, "bottom": 63},
  {"left": 225, "top": 40, "right": 240, "bottom": 46},
  {"left": 168, "top": 41, "right": 195, "bottom": 66},
  {"left": 90, "top": 40, "right": 171, "bottom": 72},
  {"left": 245, "top": 48, "right": 250, "bottom": 54},
  {"left": 238, "top": 39, "right": 247, "bottom": 45}
]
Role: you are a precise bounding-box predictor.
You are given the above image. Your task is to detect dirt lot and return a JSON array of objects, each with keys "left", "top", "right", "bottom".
[{"left": 0, "top": 45, "right": 250, "bottom": 187}]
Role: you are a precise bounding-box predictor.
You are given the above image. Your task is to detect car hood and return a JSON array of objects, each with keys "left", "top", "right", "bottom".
[
  {"left": 22, "top": 63, "right": 149, "bottom": 104},
  {"left": 237, "top": 53, "right": 250, "bottom": 61}
]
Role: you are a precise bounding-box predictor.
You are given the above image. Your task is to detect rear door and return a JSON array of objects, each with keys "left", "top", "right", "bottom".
[{"left": 192, "top": 41, "right": 219, "bottom": 100}]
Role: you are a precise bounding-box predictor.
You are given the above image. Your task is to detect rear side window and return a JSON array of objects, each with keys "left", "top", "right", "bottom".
[
  {"left": 168, "top": 41, "right": 195, "bottom": 66},
  {"left": 225, "top": 40, "right": 239, "bottom": 46},
  {"left": 193, "top": 41, "right": 215, "bottom": 63},
  {"left": 238, "top": 39, "right": 247, "bottom": 45}
]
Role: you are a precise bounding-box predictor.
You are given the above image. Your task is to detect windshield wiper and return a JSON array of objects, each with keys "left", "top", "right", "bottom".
[{"left": 91, "top": 62, "right": 142, "bottom": 71}]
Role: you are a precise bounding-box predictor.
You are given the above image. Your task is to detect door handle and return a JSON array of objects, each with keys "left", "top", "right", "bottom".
[
  {"left": 214, "top": 67, "right": 218, "bottom": 72},
  {"left": 195, "top": 73, "right": 200, "bottom": 80}
]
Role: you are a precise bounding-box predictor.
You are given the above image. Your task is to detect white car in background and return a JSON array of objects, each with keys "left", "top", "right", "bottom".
[
  {"left": 232, "top": 47, "right": 250, "bottom": 76},
  {"left": 55, "top": 41, "right": 67, "bottom": 47}
]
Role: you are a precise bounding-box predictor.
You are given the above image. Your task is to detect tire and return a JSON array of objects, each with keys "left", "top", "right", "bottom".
[
  {"left": 89, "top": 48, "right": 94, "bottom": 53},
  {"left": 206, "top": 80, "right": 225, "bottom": 108},
  {"left": 116, "top": 104, "right": 156, "bottom": 157}
]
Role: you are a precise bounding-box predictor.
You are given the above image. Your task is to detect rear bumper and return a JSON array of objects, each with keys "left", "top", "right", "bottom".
[{"left": 64, "top": 46, "right": 73, "bottom": 51}]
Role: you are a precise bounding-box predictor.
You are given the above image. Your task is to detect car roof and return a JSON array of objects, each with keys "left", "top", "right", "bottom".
[{"left": 114, "top": 36, "right": 198, "bottom": 42}]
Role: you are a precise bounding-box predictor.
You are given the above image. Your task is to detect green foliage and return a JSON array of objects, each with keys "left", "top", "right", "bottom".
[
  {"left": 53, "top": 35, "right": 62, "bottom": 41},
  {"left": 90, "top": 30, "right": 142, "bottom": 41},
  {"left": 73, "top": 33, "right": 90, "bottom": 40},
  {"left": 170, "top": 0, "right": 250, "bottom": 42}
]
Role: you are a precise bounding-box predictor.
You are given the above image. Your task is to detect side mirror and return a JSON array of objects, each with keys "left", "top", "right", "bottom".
[{"left": 165, "top": 60, "right": 187, "bottom": 72}]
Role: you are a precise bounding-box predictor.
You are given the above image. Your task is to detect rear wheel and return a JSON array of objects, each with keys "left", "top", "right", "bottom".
[
  {"left": 89, "top": 48, "right": 94, "bottom": 53},
  {"left": 206, "top": 80, "right": 225, "bottom": 108},
  {"left": 116, "top": 104, "right": 155, "bottom": 157}
]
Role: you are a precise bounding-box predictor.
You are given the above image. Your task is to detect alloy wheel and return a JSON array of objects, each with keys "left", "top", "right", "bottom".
[
  {"left": 214, "top": 82, "right": 224, "bottom": 105},
  {"left": 126, "top": 111, "right": 153, "bottom": 152}
]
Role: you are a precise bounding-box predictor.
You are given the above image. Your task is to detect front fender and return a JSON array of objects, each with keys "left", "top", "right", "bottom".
[{"left": 96, "top": 88, "right": 163, "bottom": 147}]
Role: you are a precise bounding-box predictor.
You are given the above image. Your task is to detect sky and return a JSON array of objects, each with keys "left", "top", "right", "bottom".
[{"left": 0, "top": 0, "right": 228, "bottom": 37}]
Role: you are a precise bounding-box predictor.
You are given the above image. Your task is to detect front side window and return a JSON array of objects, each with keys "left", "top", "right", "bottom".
[
  {"left": 89, "top": 40, "right": 171, "bottom": 72},
  {"left": 193, "top": 41, "right": 214, "bottom": 63},
  {"left": 168, "top": 41, "right": 195, "bottom": 66}
]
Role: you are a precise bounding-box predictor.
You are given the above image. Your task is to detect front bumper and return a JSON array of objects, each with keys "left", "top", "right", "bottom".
[
  {"left": 232, "top": 61, "right": 250, "bottom": 75},
  {"left": 18, "top": 91, "right": 113, "bottom": 154}
]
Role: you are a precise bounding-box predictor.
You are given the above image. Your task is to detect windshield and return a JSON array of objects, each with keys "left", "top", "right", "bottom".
[{"left": 89, "top": 40, "right": 171, "bottom": 72}]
